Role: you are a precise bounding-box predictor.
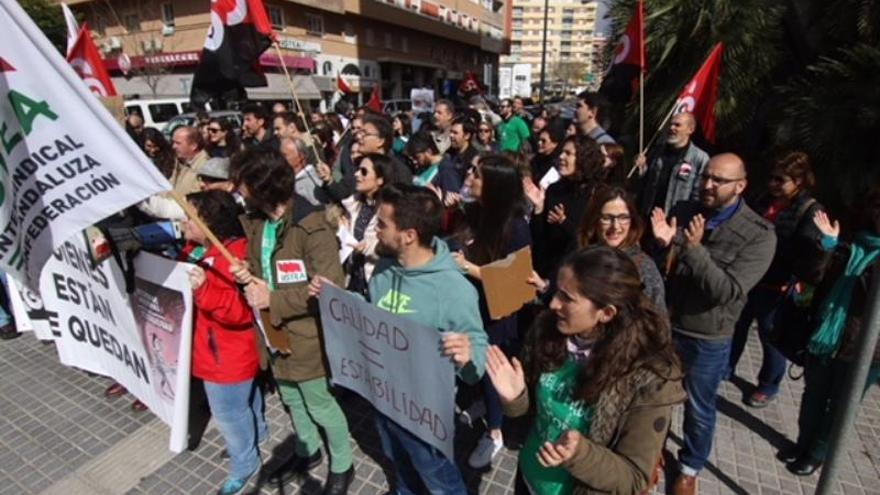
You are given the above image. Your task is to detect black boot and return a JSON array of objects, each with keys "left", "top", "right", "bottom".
[
  {"left": 323, "top": 466, "right": 354, "bottom": 495},
  {"left": 268, "top": 450, "right": 323, "bottom": 485},
  {"left": 777, "top": 446, "right": 802, "bottom": 464},
  {"left": 787, "top": 455, "right": 823, "bottom": 476},
  {"left": 0, "top": 323, "right": 20, "bottom": 341}
]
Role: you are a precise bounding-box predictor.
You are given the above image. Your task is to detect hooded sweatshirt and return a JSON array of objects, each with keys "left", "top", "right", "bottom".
[{"left": 368, "top": 238, "right": 488, "bottom": 384}]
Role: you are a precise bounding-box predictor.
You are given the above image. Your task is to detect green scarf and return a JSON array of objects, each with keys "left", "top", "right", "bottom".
[{"left": 808, "top": 231, "right": 880, "bottom": 357}]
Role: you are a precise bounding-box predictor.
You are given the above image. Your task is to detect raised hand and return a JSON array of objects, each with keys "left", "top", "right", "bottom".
[
  {"left": 650, "top": 208, "right": 678, "bottom": 247},
  {"left": 316, "top": 162, "right": 333, "bottom": 184},
  {"left": 523, "top": 178, "right": 546, "bottom": 214},
  {"left": 684, "top": 214, "right": 706, "bottom": 248},
  {"left": 485, "top": 345, "right": 526, "bottom": 403},
  {"left": 813, "top": 210, "right": 840, "bottom": 238}
]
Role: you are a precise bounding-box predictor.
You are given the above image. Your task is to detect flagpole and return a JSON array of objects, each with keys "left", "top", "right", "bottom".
[
  {"left": 638, "top": 71, "right": 644, "bottom": 154},
  {"left": 271, "top": 42, "right": 324, "bottom": 162},
  {"left": 626, "top": 103, "right": 676, "bottom": 179}
]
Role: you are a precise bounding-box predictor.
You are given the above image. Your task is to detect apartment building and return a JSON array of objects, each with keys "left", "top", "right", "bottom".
[
  {"left": 62, "top": 0, "right": 509, "bottom": 106},
  {"left": 500, "top": 0, "right": 601, "bottom": 97}
]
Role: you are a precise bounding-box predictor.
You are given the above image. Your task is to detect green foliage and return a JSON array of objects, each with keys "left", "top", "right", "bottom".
[
  {"left": 20, "top": 0, "right": 69, "bottom": 55},
  {"left": 607, "top": 0, "right": 785, "bottom": 143}
]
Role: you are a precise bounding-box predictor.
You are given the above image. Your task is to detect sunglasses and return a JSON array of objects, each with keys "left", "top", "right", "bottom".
[{"left": 356, "top": 167, "right": 372, "bottom": 175}]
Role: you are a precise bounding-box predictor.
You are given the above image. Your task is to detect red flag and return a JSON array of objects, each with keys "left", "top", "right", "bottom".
[
  {"left": 366, "top": 85, "right": 382, "bottom": 113},
  {"left": 674, "top": 43, "right": 724, "bottom": 143},
  {"left": 0, "top": 57, "right": 15, "bottom": 72},
  {"left": 599, "top": 0, "right": 645, "bottom": 102},
  {"left": 337, "top": 74, "right": 351, "bottom": 93},
  {"left": 191, "top": 0, "right": 275, "bottom": 106},
  {"left": 66, "top": 23, "right": 117, "bottom": 97}
]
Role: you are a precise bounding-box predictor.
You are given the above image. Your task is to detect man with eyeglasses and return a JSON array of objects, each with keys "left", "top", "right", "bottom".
[
  {"left": 636, "top": 112, "right": 710, "bottom": 218},
  {"left": 651, "top": 153, "right": 776, "bottom": 495},
  {"left": 496, "top": 98, "right": 530, "bottom": 153}
]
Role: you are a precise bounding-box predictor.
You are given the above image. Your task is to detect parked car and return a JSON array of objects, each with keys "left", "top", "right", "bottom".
[
  {"left": 162, "top": 110, "right": 243, "bottom": 138},
  {"left": 124, "top": 98, "right": 199, "bottom": 129}
]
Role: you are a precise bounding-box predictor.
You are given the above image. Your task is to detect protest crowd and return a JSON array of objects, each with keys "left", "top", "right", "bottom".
[
  {"left": 2, "top": 2, "right": 879, "bottom": 495},
  {"left": 4, "top": 89, "right": 880, "bottom": 495}
]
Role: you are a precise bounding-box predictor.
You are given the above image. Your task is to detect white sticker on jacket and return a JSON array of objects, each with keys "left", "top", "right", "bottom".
[{"left": 276, "top": 259, "right": 308, "bottom": 284}]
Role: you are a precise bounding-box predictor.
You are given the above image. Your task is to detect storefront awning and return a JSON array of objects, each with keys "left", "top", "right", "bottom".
[{"left": 246, "top": 73, "right": 322, "bottom": 100}]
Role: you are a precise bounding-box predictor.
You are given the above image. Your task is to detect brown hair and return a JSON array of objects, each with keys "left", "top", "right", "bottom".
[
  {"left": 522, "top": 246, "right": 680, "bottom": 404},
  {"left": 577, "top": 185, "right": 643, "bottom": 249},
  {"left": 773, "top": 151, "right": 815, "bottom": 191}
]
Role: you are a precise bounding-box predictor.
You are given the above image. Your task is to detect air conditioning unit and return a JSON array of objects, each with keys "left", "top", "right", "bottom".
[
  {"left": 161, "top": 24, "right": 174, "bottom": 36},
  {"left": 407, "top": 0, "right": 420, "bottom": 11},
  {"left": 109, "top": 37, "right": 122, "bottom": 49}
]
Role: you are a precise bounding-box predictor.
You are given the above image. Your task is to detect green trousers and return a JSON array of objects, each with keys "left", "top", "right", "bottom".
[{"left": 277, "top": 378, "right": 353, "bottom": 473}]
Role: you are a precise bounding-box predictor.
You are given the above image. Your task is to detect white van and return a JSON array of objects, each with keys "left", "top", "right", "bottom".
[{"left": 124, "top": 98, "right": 210, "bottom": 129}]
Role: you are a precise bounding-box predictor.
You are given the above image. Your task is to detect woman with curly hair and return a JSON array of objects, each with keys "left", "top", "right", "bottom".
[
  {"left": 527, "top": 135, "right": 606, "bottom": 279},
  {"left": 487, "top": 247, "right": 685, "bottom": 495}
]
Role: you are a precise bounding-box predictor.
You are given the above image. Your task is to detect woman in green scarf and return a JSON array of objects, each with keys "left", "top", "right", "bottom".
[
  {"left": 486, "top": 247, "right": 685, "bottom": 495},
  {"left": 784, "top": 191, "right": 880, "bottom": 476}
]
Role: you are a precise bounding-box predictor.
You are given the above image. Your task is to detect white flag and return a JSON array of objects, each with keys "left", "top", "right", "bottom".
[
  {"left": 61, "top": 3, "right": 80, "bottom": 56},
  {"left": 0, "top": 0, "right": 172, "bottom": 290}
]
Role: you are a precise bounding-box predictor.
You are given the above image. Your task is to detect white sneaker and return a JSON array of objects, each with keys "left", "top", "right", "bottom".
[
  {"left": 468, "top": 434, "right": 504, "bottom": 469},
  {"left": 459, "top": 400, "right": 487, "bottom": 428}
]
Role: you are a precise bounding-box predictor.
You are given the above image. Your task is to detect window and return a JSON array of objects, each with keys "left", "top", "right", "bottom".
[
  {"left": 147, "top": 104, "right": 180, "bottom": 123},
  {"left": 322, "top": 61, "right": 333, "bottom": 75},
  {"left": 343, "top": 23, "right": 356, "bottom": 43},
  {"left": 161, "top": 3, "right": 175, "bottom": 27},
  {"left": 268, "top": 5, "right": 284, "bottom": 29},
  {"left": 306, "top": 13, "right": 324, "bottom": 36},
  {"left": 512, "top": 7, "right": 523, "bottom": 17},
  {"left": 512, "top": 30, "right": 522, "bottom": 38},
  {"left": 365, "top": 28, "right": 374, "bottom": 46},
  {"left": 123, "top": 13, "right": 140, "bottom": 32},
  {"left": 385, "top": 32, "right": 393, "bottom": 49},
  {"left": 94, "top": 14, "right": 106, "bottom": 34},
  {"left": 401, "top": 36, "right": 408, "bottom": 53}
]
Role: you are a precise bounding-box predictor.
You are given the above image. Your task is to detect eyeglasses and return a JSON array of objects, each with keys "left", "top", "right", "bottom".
[
  {"left": 207, "top": 127, "right": 223, "bottom": 133},
  {"left": 701, "top": 173, "right": 744, "bottom": 186},
  {"left": 599, "top": 214, "right": 631, "bottom": 226}
]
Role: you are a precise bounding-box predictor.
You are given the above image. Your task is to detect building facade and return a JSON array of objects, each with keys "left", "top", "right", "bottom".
[
  {"left": 500, "top": 0, "right": 601, "bottom": 98},
  {"left": 62, "top": 0, "right": 509, "bottom": 108}
]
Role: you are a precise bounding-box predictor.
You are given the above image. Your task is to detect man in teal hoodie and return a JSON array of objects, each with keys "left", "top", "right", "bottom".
[{"left": 314, "top": 184, "right": 487, "bottom": 493}]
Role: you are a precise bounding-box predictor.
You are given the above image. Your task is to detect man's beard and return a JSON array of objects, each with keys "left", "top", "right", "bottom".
[{"left": 375, "top": 239, "right": 397, "bottom": 258}]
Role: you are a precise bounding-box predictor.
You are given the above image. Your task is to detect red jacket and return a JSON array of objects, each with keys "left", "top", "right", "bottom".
[{"left": 190, "top": 238, "right": 259, "bottom": 383}]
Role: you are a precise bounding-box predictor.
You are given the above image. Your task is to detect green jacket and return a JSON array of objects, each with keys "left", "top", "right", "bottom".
[
  {"left": 367, "top": 238, "right": 488, "bottom": 384},
  {"left": 497, "top": 115, "right": 531, "bottom": 153},
  {"left": 239, "top": 198, "right": 345, "bottom": 382}
]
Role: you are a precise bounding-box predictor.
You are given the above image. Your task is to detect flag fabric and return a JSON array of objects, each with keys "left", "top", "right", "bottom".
[
  {"left": 66, "top": 23, "right": 117, "bottom": 97},
  {"left": 61, "top": 3, "right": 79, "bottom": 56},
  {"left": 190, "top": 0, "right": 275, "bottom": 107},
  {"left": 674, "top": 43, "right": 724, "bottom": 143},
  {"left": 599, "top": 0, "right": 645, "bottom": 103},
  {"left": 0, "top": 1, "right": 171, "bottom": 289},
  {"left": 337, "top": 74, "right": 351, "bottom": 94},
  {"left": 366, "top": 84, "right": 382, "bottom": 113}
]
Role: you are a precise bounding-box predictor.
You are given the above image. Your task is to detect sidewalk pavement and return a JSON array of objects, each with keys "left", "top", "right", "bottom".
[{"left": 0, "top": 331, "right": 877, "bottom": 495}]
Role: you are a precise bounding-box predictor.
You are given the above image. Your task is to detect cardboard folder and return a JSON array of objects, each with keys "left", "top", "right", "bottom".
[{"left": 481, "top": 246, "right": 536, "bottom": 320}]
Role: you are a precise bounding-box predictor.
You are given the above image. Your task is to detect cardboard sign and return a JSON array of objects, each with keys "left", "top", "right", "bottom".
[
  {"left": 318, "top": 285, "right": 456, "bottom": 459},
  {"left": 481, "top": 246, "right": 536, "bottom": 320}
]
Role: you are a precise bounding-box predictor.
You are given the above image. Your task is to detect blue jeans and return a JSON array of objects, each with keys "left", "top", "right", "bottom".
[
  {"left": 675, "top": 333, "right": 732, "bottom": 474},
  {"left": 204, "top": 379, "right": 268, "bottom": 479},
  {"left": 729, "top": 286, "right": 787, "bottom": 395},
  {"left": 375, "top": 413, "right": 466, "bottom": 494}
]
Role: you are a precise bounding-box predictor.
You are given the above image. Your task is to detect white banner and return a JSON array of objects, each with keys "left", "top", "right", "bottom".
[
  {"left": 318, "top": 285, "right": 456, "bottom": 458},
  {"left": 17, "top": 235, "right": 194, "bottom": 452},
  {"left": 0, "top": 1, "right": 171, "bottom": 289}
]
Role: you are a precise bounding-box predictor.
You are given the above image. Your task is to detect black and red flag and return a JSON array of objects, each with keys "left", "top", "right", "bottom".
[
  {"left": 673, "top": 43, "right": 724, "bottom": 143},
  {"left": 190, "top": 0, "right": 275, "bottom": 107},
  {"left": 599, "top": 0, "right": 645, "bottom": 103}
]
